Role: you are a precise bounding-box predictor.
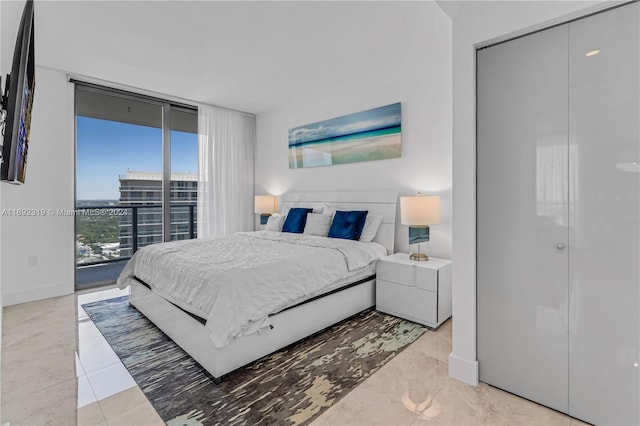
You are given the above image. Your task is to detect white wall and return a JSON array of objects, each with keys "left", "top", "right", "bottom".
[
  {"left": 1, "top": 0, "right": 75, "bottom": 305},
  {"left": 0, "top": 66, "right": 75, "bottom": 306},
  {"left": 0, "top": 0, "right": 28, "bottom": 415},
  {"left": 0, "top": 2, "right": 5, "bottom": 418},
  {"left": 255, "top": 1, "right": 453, "bottom": 257},
  {"left": 449, "top": 0, "right": 609, "bottom": 385}
]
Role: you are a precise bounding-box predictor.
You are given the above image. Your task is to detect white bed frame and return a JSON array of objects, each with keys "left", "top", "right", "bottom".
[{"left": 129, "top": 190, "right": 397, "bottom": 380}]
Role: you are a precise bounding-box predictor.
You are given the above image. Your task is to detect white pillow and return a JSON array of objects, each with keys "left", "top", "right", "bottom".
[
  {"left": 265, "top": 215, "right": 284, "bottom": 232},
  {"left": 281, "top": 204, "right": 324, "bottom": 217},
  {"left": 359, "top": 214, "right": 384, "bottom": 242},
  {"left": 280, "top": 205, "right": 291, "bottom": 218},
  {"left": 303, "top": 213, "right": 332, "bottom": 237},
  {"left": 322, "top": 205, "right": 336, "bottom": 217},
  {"left": 314, "top": 203, "right": 330, "bottom": 214}
]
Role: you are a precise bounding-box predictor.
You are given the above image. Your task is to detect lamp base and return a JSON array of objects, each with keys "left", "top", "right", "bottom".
[
  {"left": 259, "top": 214, "right": 271, "bottom": 225},
  {"left": 409, "top": 253, "right": 429, "bottom": 261}
]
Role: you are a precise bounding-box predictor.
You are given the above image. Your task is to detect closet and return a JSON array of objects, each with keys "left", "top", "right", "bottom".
[{"left": 476, "top": 3, "right": 639, "bottom": 425}]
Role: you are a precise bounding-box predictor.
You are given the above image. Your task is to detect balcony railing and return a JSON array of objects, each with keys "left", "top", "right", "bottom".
[{"left": 76, "top": 203, "right": 197, "bottom": 268}]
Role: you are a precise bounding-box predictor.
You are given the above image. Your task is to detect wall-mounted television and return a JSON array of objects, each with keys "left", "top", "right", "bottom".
[{"left": 1, "top": 0, "right": 35, "bottom": 184}]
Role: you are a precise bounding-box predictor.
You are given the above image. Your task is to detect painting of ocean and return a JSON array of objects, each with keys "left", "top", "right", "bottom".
[{"left": 288, "top": 102, "right": 401, "bottom": 168}]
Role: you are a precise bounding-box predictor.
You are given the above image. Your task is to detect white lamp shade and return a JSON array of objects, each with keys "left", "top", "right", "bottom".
[
  {"left": 254, "top": 195, "right": 276, "bottom": 214},
  {"left": 400, "top": 195, "right": 440, "bottom": 225}
]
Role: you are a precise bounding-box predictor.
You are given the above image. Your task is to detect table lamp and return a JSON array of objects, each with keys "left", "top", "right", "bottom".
[
  {"left": 400, "top": 193, "right": 440, "bottom": 261},
  {"left": 254, "top": 195, "right": 277, "bottom": 225}
]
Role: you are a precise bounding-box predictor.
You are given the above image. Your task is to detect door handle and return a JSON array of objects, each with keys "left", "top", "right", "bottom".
[{"left": 556, "top": 243, "right": 566, "bottom": 250}]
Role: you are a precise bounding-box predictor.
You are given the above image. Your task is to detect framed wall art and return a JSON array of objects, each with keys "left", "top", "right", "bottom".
[{"left": 288, "top": 102, "right": 401, "bottom": 168}]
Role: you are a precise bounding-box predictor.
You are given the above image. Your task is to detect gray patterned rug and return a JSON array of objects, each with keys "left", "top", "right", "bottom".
[{"left": 82, "top": 296, "right": 425, "bottom": 426}]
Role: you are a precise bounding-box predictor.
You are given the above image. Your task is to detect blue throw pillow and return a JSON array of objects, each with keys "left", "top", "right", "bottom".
[
  {"left": 282, "top": 207, "right": 313, "bottom": 233},
  {"left": 328, "top": 210, "right": 369, "bottom": 240}
]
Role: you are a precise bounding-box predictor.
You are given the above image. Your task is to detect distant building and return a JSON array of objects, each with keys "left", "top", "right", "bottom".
[{"left": 119, "top": 171, "right": 198, "bottom": 257}]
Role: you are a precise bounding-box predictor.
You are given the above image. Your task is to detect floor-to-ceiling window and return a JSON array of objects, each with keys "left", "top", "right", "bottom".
[
  {"left": 75, "top": 84, "right": 198, "bottom": 289},
  {"left": 169, "top": 107, "right": 198, "bottom": 241}
]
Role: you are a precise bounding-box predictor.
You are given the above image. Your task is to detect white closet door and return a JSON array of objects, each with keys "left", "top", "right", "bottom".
[
  {"left": 568, "top": 4, "right": 640, "bottom": 425},
  {"left": 477, "top": 25, "right": 570, "bottom": 413}
]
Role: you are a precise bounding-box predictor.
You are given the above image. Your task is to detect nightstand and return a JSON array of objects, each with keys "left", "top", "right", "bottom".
[{"left": 375, "top": 253, "right": 452, "bottom": 329}]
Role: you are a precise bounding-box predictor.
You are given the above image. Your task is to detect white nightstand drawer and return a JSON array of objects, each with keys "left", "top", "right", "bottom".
[
  {"left": 376, "top": 279, "right": 437, "bottom": 326},
  {"left": 415, "top": 267, "right": 438, "bottom": 292},
  {"left": 377, "top": 260, "right": 413, "bottom": 286},
  {"left": 375, "top": 254, "right": 452, "bottom": 329}
]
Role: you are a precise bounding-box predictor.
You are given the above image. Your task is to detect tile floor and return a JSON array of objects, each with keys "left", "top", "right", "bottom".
[{"left": 1, "top": 286, "right": 587, "bottom": 426}]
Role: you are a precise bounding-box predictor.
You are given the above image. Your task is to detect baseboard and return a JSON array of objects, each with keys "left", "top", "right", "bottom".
[
  {"left": 448, "top": 353, "right": 479, "bottom": 386},
  {"left": 3, "top": 283, "right": 73, "bottom": 307}
]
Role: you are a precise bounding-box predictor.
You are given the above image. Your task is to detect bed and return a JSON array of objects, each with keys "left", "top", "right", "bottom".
[{"left": 117, "top": 190, "right": 397, "bottom": 380}]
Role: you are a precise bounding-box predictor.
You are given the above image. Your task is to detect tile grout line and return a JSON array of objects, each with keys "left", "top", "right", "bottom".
[
  {"left": 76, "top": 295, "right": 127, "bottom": 425},
  {"left": 2, "top": 376, "right": 78, "bottom": 413}
]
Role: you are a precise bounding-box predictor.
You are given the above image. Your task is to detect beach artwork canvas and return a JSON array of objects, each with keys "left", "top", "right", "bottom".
[{"left": 288, "top": 102, "right": 401, "bottom": 168}]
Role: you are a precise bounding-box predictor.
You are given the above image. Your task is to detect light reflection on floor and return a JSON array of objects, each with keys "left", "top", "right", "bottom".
[{"left": 2, "top": 285, "right": 588, "bottom": 426}]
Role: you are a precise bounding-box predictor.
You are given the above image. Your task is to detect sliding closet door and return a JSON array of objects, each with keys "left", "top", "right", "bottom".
[
  {"left": 568, "top": 4, "right": 640, "bottom": 425},
  {"left": 477, "top": 26, "right": 569, "bottom": 412}
]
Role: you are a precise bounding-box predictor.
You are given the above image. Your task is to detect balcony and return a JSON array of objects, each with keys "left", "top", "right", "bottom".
[{"left": 76, "top": 204, "right": 197, "bottom": 290}]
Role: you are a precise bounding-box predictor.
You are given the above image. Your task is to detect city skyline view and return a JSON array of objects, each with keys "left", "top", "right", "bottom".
[{"left": 76, "top": 116, "right": 198, "bottom": 200}]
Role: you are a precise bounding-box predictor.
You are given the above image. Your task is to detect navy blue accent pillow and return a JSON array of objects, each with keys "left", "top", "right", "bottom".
[
  {"left": 282, "top": 207, "right": 313, "bottom": 233},
  {"left": 328, "top": 210, "right": 369, "bottom": 240}
]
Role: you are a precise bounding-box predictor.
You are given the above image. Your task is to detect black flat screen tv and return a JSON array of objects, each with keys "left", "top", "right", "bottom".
[{"left": 1, "top": 0, "right": 35, "bottom": 184}]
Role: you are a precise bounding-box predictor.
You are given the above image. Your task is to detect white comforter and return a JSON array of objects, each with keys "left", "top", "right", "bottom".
[{"left": 117, "top": 231, "right": 386, "bottom": 348}]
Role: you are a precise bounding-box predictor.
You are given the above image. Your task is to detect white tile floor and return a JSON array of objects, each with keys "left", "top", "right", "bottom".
[{"left": 1, "top": 286, "right": 587, "bottom": 425}]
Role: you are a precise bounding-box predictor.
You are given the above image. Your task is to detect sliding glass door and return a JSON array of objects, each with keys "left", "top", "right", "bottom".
[{"left": 75, "top": 85, "right": 198, "bottom": 289}]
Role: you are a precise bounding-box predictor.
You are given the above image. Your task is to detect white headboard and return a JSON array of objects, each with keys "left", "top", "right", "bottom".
[{"left": 279, "top": 190, "right": 398, "bottom": 254}]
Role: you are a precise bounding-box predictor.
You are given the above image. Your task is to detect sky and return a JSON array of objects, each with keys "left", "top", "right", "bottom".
[{"left": 76, "top": 117, "right": 198, "bottom": 200}]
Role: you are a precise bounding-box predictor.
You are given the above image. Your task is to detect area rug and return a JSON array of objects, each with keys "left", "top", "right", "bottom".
[{"left": 82, "top": 296, "right": 425, "bottom": 426}]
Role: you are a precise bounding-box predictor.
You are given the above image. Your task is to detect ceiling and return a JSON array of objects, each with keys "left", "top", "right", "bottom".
[
  {"left": 30, "top": 1, "right": 450, "bottom": 114},
  {"left": 435, "top": 0, "right": 463, "bottom": 20}
]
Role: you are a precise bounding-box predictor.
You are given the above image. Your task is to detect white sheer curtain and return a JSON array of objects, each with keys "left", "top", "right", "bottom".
[{"left": 197, "top": 104, "right": 256, "bottom": 238}]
